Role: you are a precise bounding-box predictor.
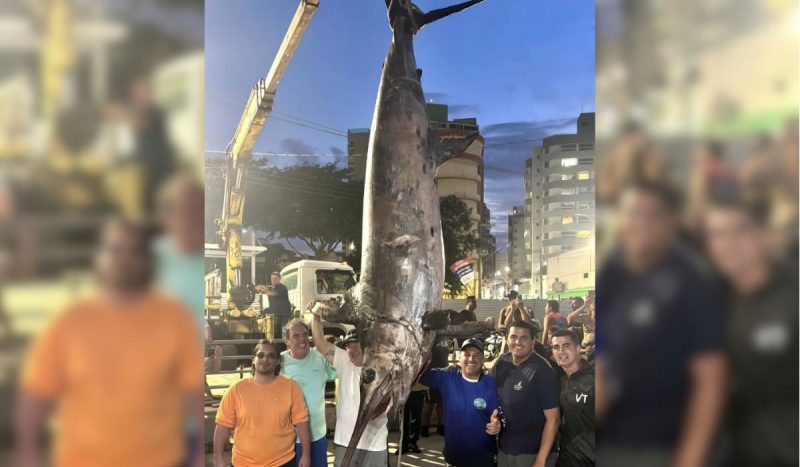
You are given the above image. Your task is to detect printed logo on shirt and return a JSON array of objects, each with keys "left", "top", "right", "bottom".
[
  {"left": 752, "top": 322, "right": 790, "bottom": 353},
  {"left": 575, "top": 393, "right": 588, "bottom": 403},
  {"left": 473, "top": 397, "right": 487, "bottom": 410},
  {"left": 513, "top": 381, "right": 523, "bottom": 391}
]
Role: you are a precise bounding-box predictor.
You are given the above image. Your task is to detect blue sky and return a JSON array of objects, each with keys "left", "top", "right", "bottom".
[{"left": 205, "top": 0, "right": 594, "bottom": 251}]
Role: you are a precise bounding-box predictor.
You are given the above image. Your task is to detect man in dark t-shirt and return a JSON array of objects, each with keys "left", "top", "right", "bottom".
[
  {"left": 490, "top": 320, "right": 560, "bottom": 467},
  {"left": 260, "top": 272, "right": 292, "bottom": 332},
  {"left": 551, "top": 330, "right": 594, "bottom": 467},
  {"left": 705, "top": 197, "right": 798, "bottom": 467},
  {"left": 422, "top": 335, "right": 450, "bottom": 437}
]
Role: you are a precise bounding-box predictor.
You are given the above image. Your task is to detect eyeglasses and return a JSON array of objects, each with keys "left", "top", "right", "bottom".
[{"left": 255, "top": 352, "right": 277, "bottom": 360}]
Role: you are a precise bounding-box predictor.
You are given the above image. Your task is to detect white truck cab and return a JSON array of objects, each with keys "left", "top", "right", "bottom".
[{"left": 277, "top": 260, "right": 357, "bottom": 338}]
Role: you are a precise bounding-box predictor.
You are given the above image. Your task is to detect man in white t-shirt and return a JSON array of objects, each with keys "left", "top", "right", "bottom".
[{"left": 310, "top": 313, "right": 389, "bottom": 466}]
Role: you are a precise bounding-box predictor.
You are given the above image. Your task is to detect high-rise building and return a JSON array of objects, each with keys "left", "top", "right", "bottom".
[
  {"left": 346, "top": 128, "right": 370, "bottom": 182},
  {"left": 507, "top": 205, "right": 528, "bottom": 284},
  {"left": 525, "top": 113, "right": 595, "bottom": 298}
]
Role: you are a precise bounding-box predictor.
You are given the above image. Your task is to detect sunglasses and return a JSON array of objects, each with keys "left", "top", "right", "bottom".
[{"left": 255, "top": 352, "right": 278, "bottom": 360}]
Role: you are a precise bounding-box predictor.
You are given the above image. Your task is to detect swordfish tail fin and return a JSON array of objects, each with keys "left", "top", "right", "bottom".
[{"left": 414, "top": 0, "right": 487, "bottom": 28}]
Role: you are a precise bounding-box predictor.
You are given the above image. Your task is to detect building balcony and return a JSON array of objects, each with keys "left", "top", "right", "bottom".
[
  {"left": 542, "top": 178, "right": 594, "bottom": 191},
  {"left": 543, "top": 236, "right": 592, "bottom": 248},
  {"left": 542, "top": 163, "right": 595, "bottom": 176},
  {"left": 543, "top": 192, "right": 594, "bottom": 204},
  {"left": 436, "top": 171, "right": 482, "bottom": 183}
]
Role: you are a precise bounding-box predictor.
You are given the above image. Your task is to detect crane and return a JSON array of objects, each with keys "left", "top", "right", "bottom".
[{"left": 216, "top": 0, "right": 320, "bottom": 318}]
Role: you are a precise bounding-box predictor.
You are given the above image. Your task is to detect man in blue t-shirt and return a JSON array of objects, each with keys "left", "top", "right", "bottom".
[
  {"left": 490, "top": 320, "right": 560, "bottom": 467},
  {"left": 420, "top": 338, "right": 501, "bottom": 467}
]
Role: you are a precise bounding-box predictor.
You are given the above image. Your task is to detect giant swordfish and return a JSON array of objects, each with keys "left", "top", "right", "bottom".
[{"left": 312, "top": 0, "right": 490, "bottom": 465}]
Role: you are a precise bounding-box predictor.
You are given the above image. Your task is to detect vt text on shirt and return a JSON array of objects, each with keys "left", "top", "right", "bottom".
[{"left": 557, "top": 363, "right": 595, "bottom": 467}]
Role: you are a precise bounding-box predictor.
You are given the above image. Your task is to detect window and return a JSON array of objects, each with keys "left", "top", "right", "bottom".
[
  {"left": 560, "top": 144, "right": 577, "bottom": 151},
  {"left": 561, "top": 231, "right": 577, "bottom": 237},
  {"left": 562, "top": 216, "right": 574, "bottom": 225},
  {"left": 561, "top": 202, "right": 576, "bottom": 209},
  {"left": 578, "top": 172, "right": 591, "bottom": 180},
  {"left": 578, "top": 202, "right": 592, "bottom": 209},
  {"left": 561, "top": 158, "right": 578, "bottom": 167},
  {"left": 282, "top": 270, "right": 299, "bottom": 292},
  {"left": 579, "top": 143, "right": 594, "bottom": 150},
  {"left": 316, "top": 270, "right": 357, "bottom": 294},
  {"left": 578, "top": 157, "right": 593, "bottom": 165},
  {"left": 583, "top": 272, "right": 589, "bottom": 278},
  {"left": 561, "top": 174, "right": 575, "bottom": 181}
]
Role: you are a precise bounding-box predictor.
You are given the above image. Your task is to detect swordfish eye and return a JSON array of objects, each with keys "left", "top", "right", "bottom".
[{"left": 362, "top": 368, "right": 377, "bottom": 384}]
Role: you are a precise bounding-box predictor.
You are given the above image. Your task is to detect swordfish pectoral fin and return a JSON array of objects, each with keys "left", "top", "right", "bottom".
[
  {"left": 438, "top": 320, "right": 495, "bottom": 338},
  {"left": 311, "top": 294, "right": 360, "bottom": 325},
  {"left": 413, "top": 0, "right": 488, "bottom": 29},
  {"left": 421, "top": 309, "right": 452, "bottom": 331},
  {"left": 431, "top": 131, "right": 479, "bottom": 166}
]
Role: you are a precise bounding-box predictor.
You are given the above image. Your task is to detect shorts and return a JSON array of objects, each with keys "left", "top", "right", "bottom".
[
  {"left": 333, "top": 445, "right": 388, "bottom": 467},
  {"left": 295, "top": 437, "right": 328, "bottom": 467},
  {"left": 498, "top": 451, "right": 557, "bottom": 467}
]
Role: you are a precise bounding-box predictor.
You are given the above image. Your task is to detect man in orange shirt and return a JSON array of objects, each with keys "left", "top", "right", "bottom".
[
  {"left": 214, "top": 340, "right": 311, "bottom": 467},
  {"left": 15, "top": 218, "right": 205, "bottom": 467}
]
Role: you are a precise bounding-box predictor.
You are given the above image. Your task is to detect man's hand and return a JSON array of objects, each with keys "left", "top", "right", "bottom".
[
  {"left": 486, "top": 409, "right": 501, "bottom": 435},
  {"left": 255, "top": 284, "right": 268, "bottom": 294},
  {"left": 298, "top": 454, "right": 311, "bottom": 467},
  {"left": 306, "top": 301, "right": 317, "bottom": 313}
]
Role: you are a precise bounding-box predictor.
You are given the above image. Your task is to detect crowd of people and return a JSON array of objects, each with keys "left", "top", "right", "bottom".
[{"left": 210, "top": 287, "right": 597, "bottom": 467}]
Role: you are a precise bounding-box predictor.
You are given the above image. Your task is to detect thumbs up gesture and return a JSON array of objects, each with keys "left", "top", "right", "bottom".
[{"left": 485, "top": 408, "right": 501, "bottom": 435}]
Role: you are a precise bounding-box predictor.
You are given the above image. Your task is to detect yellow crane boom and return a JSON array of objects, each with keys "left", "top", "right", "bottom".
[{"left": 217, "top": 0, "right": 319, "bottom": 317}]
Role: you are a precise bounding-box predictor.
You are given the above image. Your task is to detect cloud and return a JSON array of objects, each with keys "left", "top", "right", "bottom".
[
  {"left": 280, "top": 137, "right": 317, "bottom": 155},
  {"left": 448, "top": 104, "right": 480, "bottom": 118},
  {"left": 330, "top": 146, "right": 347, "bottom": 169},
  {"left": 279, "top": 138, "right": 320, "bottom": 166},
  {"left": 481, "top": 116, "right": 583, "bottom": 252}
]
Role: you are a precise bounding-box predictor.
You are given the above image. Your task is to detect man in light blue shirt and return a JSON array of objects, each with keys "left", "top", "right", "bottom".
[
  {"left": 154, "top": 173, "right": 206, "bottom": 336},
  {"left": 281, "top": 318, "right": 337, "bottom": 467}
]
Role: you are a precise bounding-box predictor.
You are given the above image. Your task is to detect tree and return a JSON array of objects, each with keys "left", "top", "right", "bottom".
[
  {"left": 206, "top": 161, "right": 363, "bottom": 259},
  {"left": 440, "top": 195, "right": 482, "bottom": 297}
]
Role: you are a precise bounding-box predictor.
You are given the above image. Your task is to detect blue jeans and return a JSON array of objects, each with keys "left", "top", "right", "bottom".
[{"left": 295, "top": 437, "right": 328, "bottom": 467}]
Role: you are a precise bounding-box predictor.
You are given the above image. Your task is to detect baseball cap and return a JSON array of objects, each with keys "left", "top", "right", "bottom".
[
  {"left": 460, "top": 338, "right": 484, "bottom": 353},
  {"left": 337, "top": 331, "right": 359, "bottom": 349}
]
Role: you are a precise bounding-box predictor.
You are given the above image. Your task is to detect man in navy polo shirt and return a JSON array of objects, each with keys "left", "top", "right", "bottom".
[
  {"left": 490, "top": 320, "right": 560, "bottom": 467},
  {"left": 419, "top": 338, "right": 501, "bottom": 467}
]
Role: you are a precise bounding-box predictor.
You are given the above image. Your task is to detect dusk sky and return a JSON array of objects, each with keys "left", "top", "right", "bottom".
[{"left": 206, "top": 0, "right": 595, "bottom": 251}]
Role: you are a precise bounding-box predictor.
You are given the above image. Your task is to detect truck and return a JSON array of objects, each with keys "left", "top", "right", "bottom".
[{"left": 276, "top": 259, "right": 357, "bottom": 339}]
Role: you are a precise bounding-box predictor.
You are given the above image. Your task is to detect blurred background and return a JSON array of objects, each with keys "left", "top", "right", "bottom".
[
  {"left": 596, "top": 0, "right": 797, "bottom": 466},
  {"left": 0, "top": 0, "right": 202, "bottom": 455}
]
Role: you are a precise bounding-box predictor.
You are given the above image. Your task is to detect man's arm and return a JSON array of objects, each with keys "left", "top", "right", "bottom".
[
  {"left": 14, "top": 392, "right": 52, "bottom": 467},
  {"left": 295, "top": 421, "right": 312, "bottom": 467},
  {"left": 533, "top": 407, "right": 560, "bottom": 467},
  {"left": 567, "top": 296, "right": 593, "bottom": 325},
  {"left": 212, "top": 424, "right": 231, "bottom": 467},
  {"left": 310, "top": 312, "right": 335, "bottom": 364},
  {"left": 186, "top": 390, "right": 205, "bottom": 467},
  {"left": 671, "top": 353, "right": 727, "bottom": 467},
  {"left": 516, "top": 302, "right": 532, "bottom": 322}
]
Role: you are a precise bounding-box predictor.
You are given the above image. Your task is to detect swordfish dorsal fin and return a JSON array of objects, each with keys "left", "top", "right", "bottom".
[
  {"left": 412, "top": 0, "right": 487, "bottom": 29},
  {"left": 430, "top": 131, "right": 479, "bottom": 166}
]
